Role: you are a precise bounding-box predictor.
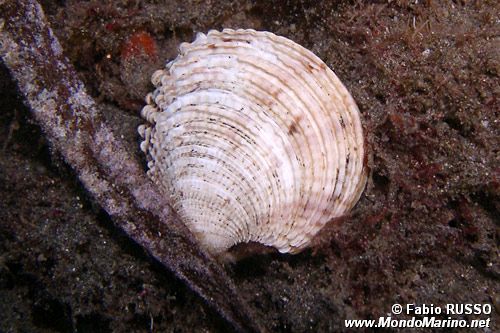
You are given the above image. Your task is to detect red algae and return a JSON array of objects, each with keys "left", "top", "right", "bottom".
[{"left": 121, "top": 31, "right": 158, "bottom": 61}]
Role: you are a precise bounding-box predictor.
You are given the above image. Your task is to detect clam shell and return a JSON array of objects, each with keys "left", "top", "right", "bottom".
[{"left": 139, "top": 29, "right": 367, "bottom": 254}]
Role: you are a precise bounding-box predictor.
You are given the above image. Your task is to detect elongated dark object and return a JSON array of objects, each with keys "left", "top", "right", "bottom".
[{"left": 0, "top": 1, "right": 261, "bottom": 331}]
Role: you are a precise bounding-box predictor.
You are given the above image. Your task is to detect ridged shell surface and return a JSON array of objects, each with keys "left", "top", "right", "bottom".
[{"left": 139, "top": 29, "right": 367, "bottom": 255}]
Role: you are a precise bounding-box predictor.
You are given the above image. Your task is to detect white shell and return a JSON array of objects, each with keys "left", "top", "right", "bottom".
[{"left": 139, "top": 29, "right": 367, "bottom": 255}]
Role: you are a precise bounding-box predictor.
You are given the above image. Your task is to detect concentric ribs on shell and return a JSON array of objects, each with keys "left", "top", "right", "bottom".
[{"left": 139, "top": 29, "right": 367, "bottom": 255}]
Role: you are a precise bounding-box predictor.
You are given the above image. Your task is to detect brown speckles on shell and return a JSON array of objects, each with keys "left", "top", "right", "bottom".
[{"left": 138, "top": 29, "right": 367, "bottom": 255}]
